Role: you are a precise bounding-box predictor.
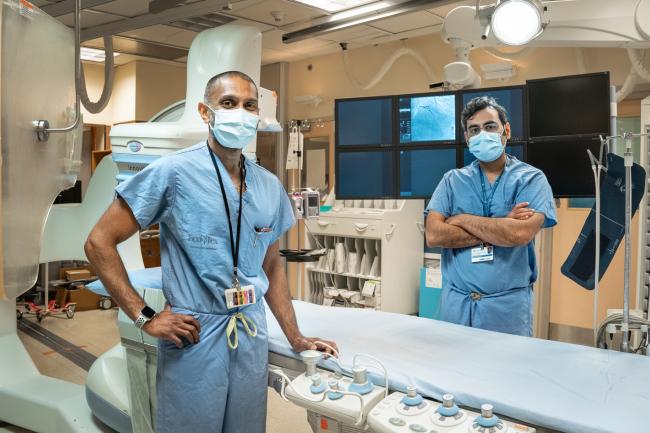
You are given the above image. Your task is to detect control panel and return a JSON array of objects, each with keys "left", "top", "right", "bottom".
[
  {"left": 367, "top": 390, "right": 536, "bottom": 433},
  {"left": 284, "top": 366, "right": 386, "bottom": 427}
]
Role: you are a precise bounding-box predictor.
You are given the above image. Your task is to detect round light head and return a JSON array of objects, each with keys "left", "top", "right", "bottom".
[{"left": 491, "top": 0, "right": 542, "bottom": 46}]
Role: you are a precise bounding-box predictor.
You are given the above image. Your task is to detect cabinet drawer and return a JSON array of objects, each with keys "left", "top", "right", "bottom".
[{"left": 306, "top": 218, "right": 382, "bottom": 239}]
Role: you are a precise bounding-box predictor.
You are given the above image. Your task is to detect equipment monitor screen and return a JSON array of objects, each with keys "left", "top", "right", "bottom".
[{"left": 399, "top": 93, "right": 456, "bottom": 144}]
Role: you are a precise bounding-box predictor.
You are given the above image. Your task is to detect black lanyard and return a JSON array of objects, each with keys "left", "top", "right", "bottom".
[{"left": 207, "top": 142, "right": 246, "bottom": 287}]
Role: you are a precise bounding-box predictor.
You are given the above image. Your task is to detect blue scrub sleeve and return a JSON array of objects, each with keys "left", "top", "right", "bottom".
[
  {"left": 270, "top": 182, "right": 296, "bottom": 245},
  {"left": 115, "top": 157, "right": 175, "bottom": 229},
  {"left": 515, "top": 170, "right": 557, "bottom": 228},
  {"left": 425, "top": 173, "right": 452, "bottom": 218}
]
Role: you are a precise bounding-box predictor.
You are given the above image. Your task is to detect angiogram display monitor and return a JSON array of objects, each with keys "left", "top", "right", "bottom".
[
  {"left": 336, "top": 97, "right": 393, "bottom": 147},
  {"left": 527, "top": 137, "right": 600, "bottom": 197},
  {"left": 461, "top": 87, "right": 526, "bottom": 140},
  {"left": 399, "top": 94, "right": 456, "bottom": 144},
  {"left": 336, "top": 150, "right": 395, "bottom": 199},
  {"left": 400, "top": 148, "right": 456, "bottom": 198},
  {"left": 528, "top": 72, "right": 610, "bottom": 138}
]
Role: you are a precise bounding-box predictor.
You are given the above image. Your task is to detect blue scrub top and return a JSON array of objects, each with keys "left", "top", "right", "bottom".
[
  {"left": 426, "top": 155, "right": 557, "bottom": 335},
  {"left": 116, "top": 142, "right": 296, "bottom": 315}
]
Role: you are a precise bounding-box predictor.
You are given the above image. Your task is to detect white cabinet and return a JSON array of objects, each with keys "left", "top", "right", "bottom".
[{"left": 303, "top": 200, "right": 424, "bottom": 314}]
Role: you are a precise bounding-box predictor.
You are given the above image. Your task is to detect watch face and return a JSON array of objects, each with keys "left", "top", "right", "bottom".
[{"left": 142, "top": 306, "right": 156, "bottom": 319}]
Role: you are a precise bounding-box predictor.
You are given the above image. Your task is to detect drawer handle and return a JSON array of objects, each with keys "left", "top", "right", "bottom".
[
  {"left": 354, "top": 223, "right": 369, "bottom": 232},
  {"left": 317, "top": 221, "right": 331, "bottom": 227}
]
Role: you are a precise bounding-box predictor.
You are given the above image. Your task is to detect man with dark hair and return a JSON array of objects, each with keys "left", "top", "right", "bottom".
[
  {"left": 85, "top": 71, "right": 337, "bottom": 433},
  {"left": 424, "top": 96, "right": 557, "bottom": 336}
]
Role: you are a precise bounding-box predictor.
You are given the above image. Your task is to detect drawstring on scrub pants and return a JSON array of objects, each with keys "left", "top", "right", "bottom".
[{"left": 226, "top": 312, "right": 258, "bottom": 350}]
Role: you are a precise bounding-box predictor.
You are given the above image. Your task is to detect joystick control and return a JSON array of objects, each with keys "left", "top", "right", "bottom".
[
  {"left": 429, "top": 393, "right": 467, "bottom": 427},
  {"left": 348, "top": 366, "right": 373, "bottom": 395}
]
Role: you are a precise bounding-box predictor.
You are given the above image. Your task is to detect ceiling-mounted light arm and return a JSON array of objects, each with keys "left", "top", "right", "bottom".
[
  {"left": 474, "top": 1, "right": 496, "bottom": 41},
  {"left": 34, "top": 0, "right": 82, "bottom": 141}
]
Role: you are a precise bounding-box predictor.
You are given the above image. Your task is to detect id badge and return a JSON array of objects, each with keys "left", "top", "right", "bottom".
[
  {"left": 471, "top": 245, "right": 494, "bottom": 263},
  {"left": 225, "top": 285, "right": 257, "bottom": 310}
]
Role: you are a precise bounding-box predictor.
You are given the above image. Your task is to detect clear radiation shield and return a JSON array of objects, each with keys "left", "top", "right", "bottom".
[{"left": 0, "top": 1, "right": 81, "bottom": 300}]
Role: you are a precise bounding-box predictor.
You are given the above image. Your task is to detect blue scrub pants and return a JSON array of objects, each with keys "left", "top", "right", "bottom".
[
  {"left": 156, "top": 302, "right": 268, "bottom": 433},
  {"left": 442, "top": 285, "right": 533, "bottom": 336}
]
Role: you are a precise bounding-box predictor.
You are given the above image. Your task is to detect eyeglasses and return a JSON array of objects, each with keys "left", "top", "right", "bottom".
[{"left": 467, "top": 122, "right": 503, "bottom": 137}]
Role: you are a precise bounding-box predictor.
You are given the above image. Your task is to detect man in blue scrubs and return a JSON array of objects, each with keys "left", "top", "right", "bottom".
[
  {"left": 425, "top": 96, "right": 557, "bottom": 336},
  {"left": 85, "top": 71, "right": 337, "bottom": 433}
]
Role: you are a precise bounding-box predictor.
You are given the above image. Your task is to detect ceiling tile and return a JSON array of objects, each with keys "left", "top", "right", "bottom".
[
  {"left": 224, "top": 0, "right": 326, "bottom": 26},
  {"left": 90, "top": 0, "right": 150, "bottom": 17},
  {"left": 230, "top": 17, "right": 275, "bottom": 33},
  {"left": 58, "top": 9, "right": 123, "bottom": 28},
  {"left": 370, "top": 11, "right": 442, "bottom": 34},
  {"left": 321, "top": 25, "right": 390, "bottom": 42},
  {"left": 427, "top": 0, "right": 474, "bottom": 19},
  {"left": 369, "top": 24, "right": 443, "bottom": 45},
  {"left": 118, "top": 24, "right": 197, "bottom": 48}
]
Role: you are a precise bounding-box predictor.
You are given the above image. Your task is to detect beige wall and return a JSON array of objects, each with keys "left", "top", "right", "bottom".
[
  {"left": 81, "top": 61, "right": 136, "bottom": 125},
  {"left": 81, "top": 60, "right": 185, "bottom": 125},
  {"left": 287, "top": 33, "right": 633, "bottom": 120},
  {"left": 135, "top": 61, "right": 186, "bottom": 121}
]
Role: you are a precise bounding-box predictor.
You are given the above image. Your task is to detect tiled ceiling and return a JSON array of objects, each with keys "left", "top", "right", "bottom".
[{"left": 33, "top": 0, "right": 464, "bottom": 64}]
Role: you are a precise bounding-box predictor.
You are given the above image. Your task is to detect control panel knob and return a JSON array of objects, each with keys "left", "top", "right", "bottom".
[
  {"left": 406, "top": 385, "right": 418, "bottom": 398},
  {"left": 401, "top": 385, "right": 424, "bottom": 407},
  {"left": 309, "top": 373, "right": 326, "bottom": 394},
  {"left": 327, "top": 378, "right": 343, "bottom": 400},
  {"left": 474, "top": 403, "right": 500, "bottom": 429},
  {"left": 348, "top": 366, "right": 373, "bottom": 395},
  {"left": 436, "top": 393, "right": 460, "bottom": 418},
  {"left": 481, "top": 404, "right": 494, "bottom": 419},
  {"left": 442, "top": 394, "right": 455, "bottom": 408},
  {"left": 353, "top": 366, "right": 368, "bottom": 384},
  {"left": 300, "top": 350, "right": 322, "bottom": 377}
]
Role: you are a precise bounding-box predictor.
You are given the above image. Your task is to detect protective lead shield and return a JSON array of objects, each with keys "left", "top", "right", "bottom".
[{"left": 0, "top": 2, "right": 81, "bottom": 299}]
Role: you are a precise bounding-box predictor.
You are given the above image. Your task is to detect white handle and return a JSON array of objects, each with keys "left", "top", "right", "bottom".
[
  {"left": 416, "top": 221, "right": 425, "bottom": 235},
  {"left": 385, "top": 223, "right": 396, "bottom": 240},
  {"left": 354, "top": 223, "right": 369, "bottom": 232},
  {"left": 317, "top": 220, "right": 331, "bottom": 227}
]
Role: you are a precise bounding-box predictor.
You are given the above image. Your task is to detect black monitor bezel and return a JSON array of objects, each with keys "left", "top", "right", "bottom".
[{"left": 526, "top": 71, "right": 611, "bottom": 140}]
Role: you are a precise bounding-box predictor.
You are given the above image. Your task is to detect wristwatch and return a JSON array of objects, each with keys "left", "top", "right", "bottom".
[{"left": 135, "top": 305, "right": 157, "bottom": 329}]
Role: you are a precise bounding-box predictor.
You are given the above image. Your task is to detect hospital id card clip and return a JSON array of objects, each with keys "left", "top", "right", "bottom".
[
  {"left": 471, "top": 244, "right": 494, "bottom": 263},
  {"left": 226, "top": 284, "right": 256, "bottom": 310}
]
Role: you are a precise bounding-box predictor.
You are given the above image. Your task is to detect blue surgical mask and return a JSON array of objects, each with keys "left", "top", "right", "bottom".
[
  {"left": 468, "top": 131, "right": 505, "bottom": 162},
  {"left": 208, "top": 107, "right": 259, "bottom": 149}
]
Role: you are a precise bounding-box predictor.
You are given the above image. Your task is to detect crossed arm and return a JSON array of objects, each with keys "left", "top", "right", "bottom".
[{"left": 425, "top": 202, "right": 545, "bottom": 249}]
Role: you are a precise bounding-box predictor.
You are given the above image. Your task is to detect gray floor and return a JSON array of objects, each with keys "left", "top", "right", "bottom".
[{"left": 10, "top": 308, "right": 311, "bottom": 433}]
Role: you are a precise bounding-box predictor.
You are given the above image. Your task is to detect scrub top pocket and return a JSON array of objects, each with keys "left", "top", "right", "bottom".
[{"left": 239, "top": 227, "right": 274, "bottom": 277}]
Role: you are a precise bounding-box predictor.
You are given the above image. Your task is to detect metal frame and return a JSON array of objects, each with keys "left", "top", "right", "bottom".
[{"left": 80, "top": 0, "right": 232, "bottom": 41}]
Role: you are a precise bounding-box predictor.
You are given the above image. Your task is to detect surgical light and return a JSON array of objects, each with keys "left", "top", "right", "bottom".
[{"left": 491, "top": 0, "right": 543, "bottom": 46}]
